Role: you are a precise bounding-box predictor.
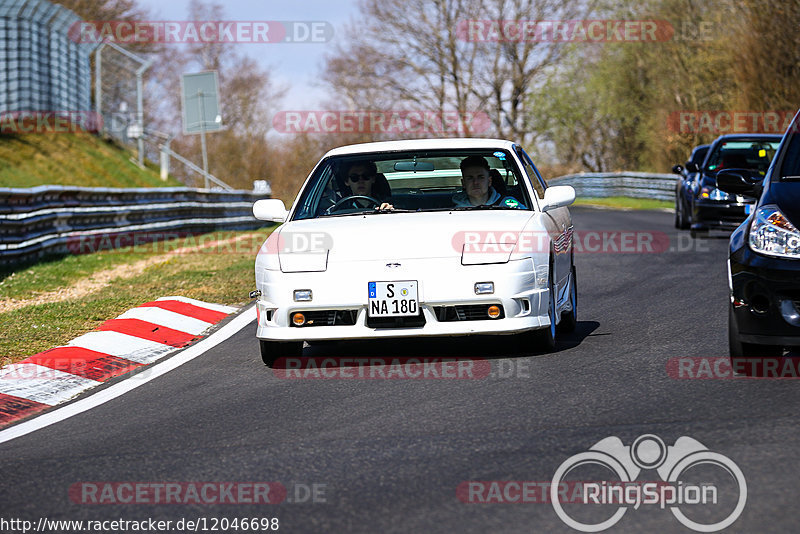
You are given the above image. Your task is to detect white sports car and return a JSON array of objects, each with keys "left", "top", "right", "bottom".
[{"left": 252, "top": 138, "right": 576, "bottom": 366}]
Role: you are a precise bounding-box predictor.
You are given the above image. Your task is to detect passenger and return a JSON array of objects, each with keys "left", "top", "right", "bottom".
[{"left": 452, "top": 155, "right": 524, "bottom": 208}]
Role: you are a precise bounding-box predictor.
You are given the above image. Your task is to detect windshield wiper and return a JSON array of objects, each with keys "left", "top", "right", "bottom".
[
  {"left": 368, "top": 207, "right": 415, "bottom": 214},
  {"left": 452, "top": 205, "right": 518, "bottom": 211}
]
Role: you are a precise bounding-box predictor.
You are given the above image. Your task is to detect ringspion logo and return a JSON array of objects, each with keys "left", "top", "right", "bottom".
[{"left": 551, "top": 435, "right": 746, "bottom": 532}]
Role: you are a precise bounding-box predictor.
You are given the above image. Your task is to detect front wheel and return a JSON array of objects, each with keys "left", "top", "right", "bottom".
[
  {"left": 260, "top": 339, "right": 303, "bottom": 367},
  {"left": 558, "top": 265, "right": 577, "bottom": 334},
  {"left": 675, "top": 196, "right": 690, "bottom": 230}
]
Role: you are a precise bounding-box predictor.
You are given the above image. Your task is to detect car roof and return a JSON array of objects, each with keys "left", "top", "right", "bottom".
[
  {"left": 711, "top": 133, "right": 784, "bottom": 144},
  {"left": 323, "top": 138, "right": 518, "bottom": 158}
]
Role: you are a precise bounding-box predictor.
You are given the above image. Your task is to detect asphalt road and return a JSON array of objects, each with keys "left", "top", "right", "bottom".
[{"left": 2, "top": 207, "right": 799, "bottom": 533}]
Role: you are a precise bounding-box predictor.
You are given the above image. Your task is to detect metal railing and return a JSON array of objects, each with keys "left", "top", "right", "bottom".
[
  {"left": 548, "top": 172, "right": 675, "bottom": 202},
  {"left": 0, "top": 185, "right": 271, "bottom": 266}
]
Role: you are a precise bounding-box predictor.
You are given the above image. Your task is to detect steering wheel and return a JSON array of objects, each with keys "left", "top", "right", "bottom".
[{"left": 329, "top": 195, "right": 381, "bottom": 212}]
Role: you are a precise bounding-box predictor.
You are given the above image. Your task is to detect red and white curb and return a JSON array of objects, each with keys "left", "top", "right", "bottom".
[{"left": 0, "top": 296, "right": 237, "bottom": 427}]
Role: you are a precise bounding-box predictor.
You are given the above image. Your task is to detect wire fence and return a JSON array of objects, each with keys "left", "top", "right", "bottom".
[{"left": 0, "top": 0, "right": 94, "bottom": 113}]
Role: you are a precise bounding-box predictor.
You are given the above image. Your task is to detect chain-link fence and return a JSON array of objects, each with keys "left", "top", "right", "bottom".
[{"left": 0, "top": 0, "right": 94, "bottom": 114}]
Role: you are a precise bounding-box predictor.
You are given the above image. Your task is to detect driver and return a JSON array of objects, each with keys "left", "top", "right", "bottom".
[{"left": 341, "top": 161, "right": 393, "bottom": 210}]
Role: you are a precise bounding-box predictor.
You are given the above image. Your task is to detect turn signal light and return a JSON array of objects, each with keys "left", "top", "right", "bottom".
[
  {"left": 487, "top": 305, "right": 501, "bottom": 319},
  {"left": 292, "top": 312, "right": 306, "bottom": 326}
]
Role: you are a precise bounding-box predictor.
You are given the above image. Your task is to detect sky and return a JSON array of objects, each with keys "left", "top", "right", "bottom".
[{"left": 136, "top": 0, "right": 360, "bottom": 110}]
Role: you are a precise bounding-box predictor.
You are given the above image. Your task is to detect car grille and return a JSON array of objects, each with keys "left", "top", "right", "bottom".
[
  {"left": 290, "top": 309, "right": 358, "bottom": 327},
  {"left": 366, "top": 313, "right": 426, "bottom": 328},
  {"left": 433, "top": 304, "right": 505, "bottom": 322}
]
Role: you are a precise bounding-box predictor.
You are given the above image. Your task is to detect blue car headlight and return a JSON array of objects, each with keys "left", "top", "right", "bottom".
[
  {"left": 700, "top": 185, "right": 731, "bottom": 201},
  {"left": 749, "top": 205, "right": 800, "bottom": 259}
]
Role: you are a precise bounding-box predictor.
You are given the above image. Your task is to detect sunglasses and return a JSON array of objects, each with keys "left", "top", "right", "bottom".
[{"left": 347, "top": 173, "right": 375, "bottom": 182}]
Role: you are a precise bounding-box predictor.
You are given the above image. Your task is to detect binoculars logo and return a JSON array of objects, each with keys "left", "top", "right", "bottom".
[{"left": 551, "top": 434, "right": 747, "bottom": 532}]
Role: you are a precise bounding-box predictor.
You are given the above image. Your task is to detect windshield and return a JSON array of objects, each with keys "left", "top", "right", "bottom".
[
  {"left": 291, "top": 149, "right": 533, "bottom": 220},
  {"left": 778, "top": 131, "right": 800, "bottom": 180},
  {"left": 691, "top": 146, "right": 709, "bottom": 165},
  {"left": 705, "top": 139, "right": 781, "bottom": 175}
]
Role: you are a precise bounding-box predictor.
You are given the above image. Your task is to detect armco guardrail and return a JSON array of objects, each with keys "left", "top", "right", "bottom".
[
  {"left": 548, "top": 172, "right": 675, "bottom": 202},
  {"left": 0, "top": 186, "right": 271, "bottom": 266}
]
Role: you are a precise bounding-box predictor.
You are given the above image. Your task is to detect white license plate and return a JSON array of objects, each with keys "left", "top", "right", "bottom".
[{"left": 368, "top": 281, "right": 419, "bottom": 317}]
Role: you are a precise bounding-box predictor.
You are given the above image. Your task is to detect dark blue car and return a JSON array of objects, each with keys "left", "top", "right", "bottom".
[
  {"left": 717, "top": 112, "right": 800, "bottom": 366},
  {"left": 689, "top": 134, "right": 782, "bottom": 238},
  {"left": 672, "top": 143, "right": 709, "bottom": 229}
]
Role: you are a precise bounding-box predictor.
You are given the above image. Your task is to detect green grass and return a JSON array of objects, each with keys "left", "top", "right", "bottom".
[
  {"left": 0, "top": 230, "right": 271, "bottom": 365},
  {"left": 573, "top": 196, "right": 672, "bottom": 210},
  {"left": 0, "top": 132, "right": 184, "bottom": 188}
]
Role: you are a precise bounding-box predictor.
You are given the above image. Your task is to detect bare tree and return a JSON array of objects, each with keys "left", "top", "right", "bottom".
[{"left": 323, "top": 0, "right": 592, "bottom": 145}]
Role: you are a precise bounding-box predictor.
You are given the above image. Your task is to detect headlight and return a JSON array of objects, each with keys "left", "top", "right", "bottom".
[
  {"left": 749, "top": 205, "right": 800, "bottom": 258},
  {"left": 700, "top": 185, "right": 730, "bottom": 201}
]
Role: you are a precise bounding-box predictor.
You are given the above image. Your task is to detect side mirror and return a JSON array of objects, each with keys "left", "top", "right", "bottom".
[
  {"left": 672, "top": 164, "right": 684, "bottom": 175},
  {"left": 716, "top": 170, "right": 761, "bottom": 197},
  {"left": 685, "top": 162, "right": 699, "bottom": 173},
  {"left": 542, "top": 185, "right": 576, "bottom": 212},
  {"left": 253, "top": 198, "right": 288, "bottom": 222}
]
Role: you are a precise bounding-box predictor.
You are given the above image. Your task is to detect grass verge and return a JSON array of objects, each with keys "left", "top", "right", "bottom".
[
  {"left": 0, "top": 229, "right": 272, "bottom": 366},
  {"left": 0, "top": 132, "right": 184, "bottom": 188},
  {"left": 573, "top": 196, "right": 673, "bottom": 210}
]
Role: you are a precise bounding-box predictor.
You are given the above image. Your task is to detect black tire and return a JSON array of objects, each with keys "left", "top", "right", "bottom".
[
  {"left": 675, "top": 196, "right": 690, "bottom": 230},
  {"left": 728, "top": 305, "right": 782, "bottom": 375},
  {"left": 674, "top": 198, "right": 680, "bottom": 229},
  {"left": 260, "top": 339, "right": 303, "bottom": 367},
  {"left": 558, "top": 265, "right": 577, "bottom": 334}
]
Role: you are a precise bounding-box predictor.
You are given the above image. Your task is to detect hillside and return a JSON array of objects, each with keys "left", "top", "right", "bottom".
[{"left": 0, "top": 132, "right": 184, "bottom": 188}]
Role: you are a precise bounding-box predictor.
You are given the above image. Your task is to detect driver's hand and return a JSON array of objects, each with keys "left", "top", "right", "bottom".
[{"left": 378, "top": 202, "right": 394, "bottom": 210}]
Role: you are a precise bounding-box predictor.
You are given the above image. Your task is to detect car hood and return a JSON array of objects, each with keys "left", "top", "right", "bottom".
[
  {"left": 275, "top": 210, "right": 536, "bottom": 271},
  {"left": 762, "top": 181, "right": 800, "bottom": 226}
]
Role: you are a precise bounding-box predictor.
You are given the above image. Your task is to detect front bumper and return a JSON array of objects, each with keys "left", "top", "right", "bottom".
[
  {"left": 693, "top": 199, "right": 751, "bottom": 231},
  {"left": 255, "top": 257, "right": 550, "bottom": 341},
  {"left": 729, "top": 246, "right": 800, "bottom": 346}
]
